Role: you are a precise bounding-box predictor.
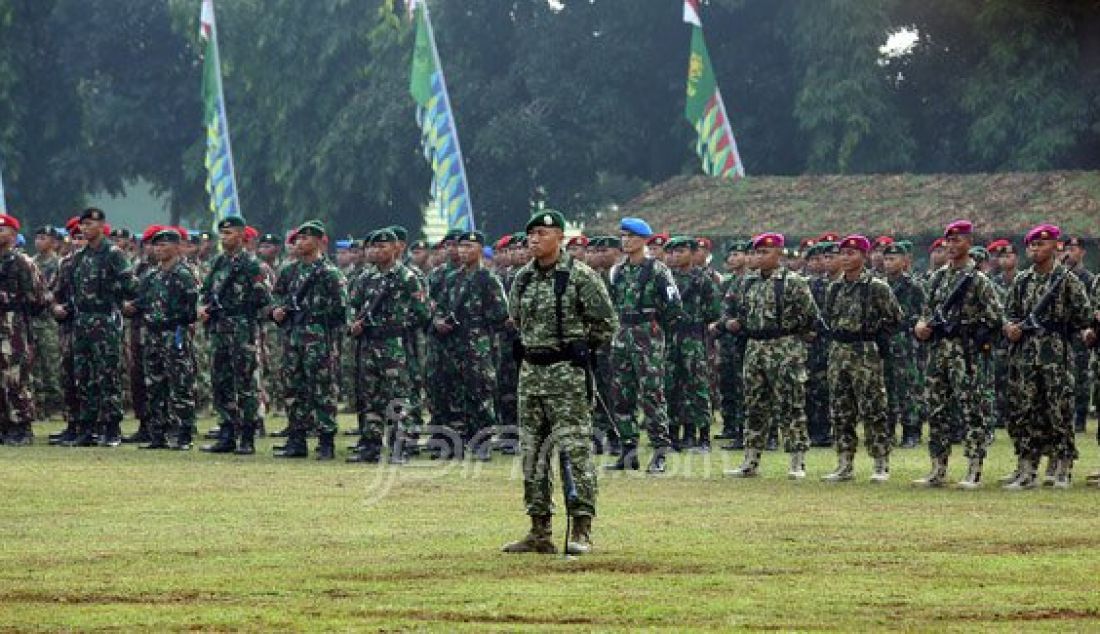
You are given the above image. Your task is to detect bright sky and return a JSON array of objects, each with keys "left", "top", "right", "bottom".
[{"left": 881, "top": 28, "right": 919, "bottom": 57}]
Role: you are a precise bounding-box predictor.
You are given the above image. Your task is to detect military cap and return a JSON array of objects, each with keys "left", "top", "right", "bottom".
[
  {"left": 259, "top": 233, "right": 282, "bottom": 246},
  {"left": 217, "top": 216, "right": 246, "bottom": 230},
  {"left": 838, "top": 235, "right": 871, "bottom": 253},
  {"left": 410, "top": 239, "right": 428, "bottom": 250},
  {"left": 141, "top": 225, "right": 165, "bottom": 243},
  {"left": 803, "top": 243, "right": 821, "bottom": 258},
  {"left": 526, "top": 209, "right": 566, "bottom": 233},
  {"left": 873, "top": 235, "right": 894, "bottom": 250},
  {"left": 647, "top": 233, "right": 669, "bottom": 248},
  {"left": 369, "top": 229, "right": 398, "bottom": 244},
  {"left": 296, "top": 220, "right": 326, "bottom": 239},
  {"left": 1064, "top": 235, "right": 1086, "bottom": 249},
  {"left": 458, "top": 230, "right": 485, "bottom": 245},
  {"left": 697, "top": 237, "right": 713, "bottom": 251},
  {"left": 986, "top": 239, "right": 1011, "bottom": 254},
  {"left": 388, "top": 225, "right": 409, "bottom": 242},
  {"left": 752, "top": 233, "right": 784, "bottom": 250},
  {"left": 928, "top": 238, "right": 946, "bottom": 252},
  {"left": 35, "top": 225, "right": 62, "bottom": 239},
  {"left": 665, "top": 236, "right": 697, "bottom": 251},
  {"left": 150, "top": 227, "right": 182, "bottom": 244},
  {"left": 567, "top": 235, "right": 589, "bottom": 248},
  {"left": 819, "top": 241, "right": 839, "bottom": 255},
  {"left": 882, "top": 242, "right": 908, "bottom": 256},
  {"left": 819, "top": 232, "right": 841, "bottom": 243},
  {"left": 243, "top": 226, "right": 259, "bottom": 241},
  {"left": 0, "top": 214, "right": 21, "bottom": 232},
  {"left": 620, "top": 217, "right": 653, "bottom": 238},
  {"left": 944, "top": 220, "right": 973, "bottom": 238},
  {"left": 604, "top": 235, "right": 621, "bottom": 250},
  {"left": 111, "top": 228, "right": 133, "bottom": 239},
  {"left": 969, "top": 246, "right": 989, "bottom": 263},
  {"left": 80, "top": 207, "right": 107, "bottom": 222},
  {"left": 443, "top": 228, "right": 464, "bottom": 242},
  {"left": 1025, "top": 224, "right": 1060, "bottom": 245}
]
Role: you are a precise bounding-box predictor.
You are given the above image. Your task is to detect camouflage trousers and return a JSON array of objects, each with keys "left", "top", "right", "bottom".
[
  {"left": 425, "top": 333, "right": 457, "bottom": 425},
  {"left": 30, "top": 316, "right": 62, "bottom": 418},
  {"left": 925, "top": 340, "right": 988, "bottom": 460},
  {"left": 59, "top": 327, "right": 78, "bottom": 422},
  {"left": 743, "top": 336, "right": 808, "bottom": 453},
  {"left": 354, "top": 333, "right": 413, "bottom": 444},
  {"left": 142, "top": 328, "right": 196, "bottom": 439},
  {"left": 519, "top": 390, "right": 597, "bottom": 518},
  {"left": 610, "top": 324, "right": 671, "bottom": 448},
  {"left": 1071, "top": 341, "right": 1091, "bottom": 427},
  {"left": 72, "top": 314, "right": 125, "bottom": 428},
  {"left": 404, "top": 329, "right": 426, "bottom": 430},
  {"left": 210, "top": 319, "right": 262, "bottom": 433},
  {"left": 716, "top": 338, "right": 745, "bottom": 436},
  {"left": 0, "top": 326, "right": 35, "bottom": 435},
  {"left": 260, "top": 323, "right": 285, "bottom": 415},
  {"left": 448, "top": 329, "right": 498, "bottom": 438},
  {"left": 805, "top": 338, "right": 830, "bottom": 442},
  {"left": 828, "top": 342, "right": 891, "bottom": 458},
  {"left": 591, "top": 343, "right": 615, "bottom": 437},
  {"left": 282, "top": 325, "right": 339, "bottom": 436},
  {"left": 128, "top": 322, "right": 149, "bottom": 425},
  {"left": 665, "top": 333, "right": 711, "bottom": 435},
  {"left": 496, "top": 331, "right": 520, "bottom": 432},
  {"left": 884, "top": 334, "right": 921, "bottom": 435},
  {"left": 192, "top": 327, "right": 212, "bottom": 414},
  {"left": 340, "top": 334, "right": 356, "bottom": 408},
  {"left": 1006, "top": 353, "right": 1077, "bottom": 462}
]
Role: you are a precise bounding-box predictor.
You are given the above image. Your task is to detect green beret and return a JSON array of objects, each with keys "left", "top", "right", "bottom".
[
  {"left": 665, "top": 236, "right": 697, "bottom": 251},
  {"left": 969, "top": 246, "right": 989, "bottom": 263},
  {"left": 369, "top": 229, "right": 398, "bottom": 244},
  {"left": 150, "top": 228, "right": 181, "bottom": 245},
  {"left": 80, "top": 208, "right": 107, "bottom": 222},
  {"left": 819, "top": 241, "right": 839, "bottom": 255},
  {"left": 896, "top": 240, "right": 913, "bottom": 254},
  {"left": 883, "top": 242, "right": 911, "bottom": 256},
  {"left": 458, "top": 230, "right": 485, "bottom": 245},
  {"left": 388, "top": 225, "right": 408, "bottom": 241},
  {"left": 443, "top": 228, "right": 464, "bottom": 242},
  {"left": 217, "top": 216, "right": 246, "bottom": 231},
  {"left": 259, "top": 233, "right": 281, "bottom": 246},
  {"left": 410, "top": 240, "right": 428, "bottom": 250},
  {"left": 525, "top": 209, "right": 566, "bottom": 233},
  {"left": 296, "top": 220, "right": 326, "bottom": 239}
]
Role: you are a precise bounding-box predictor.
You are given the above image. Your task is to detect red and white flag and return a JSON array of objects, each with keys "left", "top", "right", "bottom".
[{"left": 683, "top": 0, "right": 702, "bottom": 26}]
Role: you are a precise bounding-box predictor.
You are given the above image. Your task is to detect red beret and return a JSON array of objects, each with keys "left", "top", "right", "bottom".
[
  {"left": 874, "top": 235, "right": 894, "bottom": 249},
  {"left": 141, "top": 225, "right": 164, "bottom": 242},
  {"left": 818, "top": 232, "right": 840, "bottom": 243},
  {"left": 929, "top": 238, "right": 946, "bottom": 252},
  {"left": 1025, "top": 224, "right": 1060, "bottom": 245},
  {"left": 568, "top": 235, "right": 589, "bottom": 248},
  {"left": 243, "top": 226, "right": 259, "bottom": 241},
  {"left": 66, "top": 216, "right": 82, "bottom": 232},
  {"left": 944, "top": 220, "right": 973, "bottom": 238},
  {"left": 800, "top": 238, "right": 817, "bottom": 249},
  {"left": 174, "top": 226, "right": 189, "bottom": 241},
  {"left": 647, "top": 233, "right": 669, "bottom": 247},
  {"left": 839, "top": 234, "right": 872, "bottom": 253},
  {"left": 697, "top": 237, "right": 713, "bottom": 250},
  {"left": 752, "top": 232, "right": 785, "bottom": 250},
  {"left": 0, "top": 214, "right": 20, "bottom": 231},
  {"left": 102, "top": 223, "right": 112, "bottom": 236}
]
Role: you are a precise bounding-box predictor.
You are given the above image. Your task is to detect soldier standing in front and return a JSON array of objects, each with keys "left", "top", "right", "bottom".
[{"left": 0, "top": 213, "right": 47, "bottom": 445}]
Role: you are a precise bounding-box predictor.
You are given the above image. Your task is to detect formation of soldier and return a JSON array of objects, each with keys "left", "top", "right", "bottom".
[{"left": 4, "top": 207, "right": 1100, "bottom": 507}]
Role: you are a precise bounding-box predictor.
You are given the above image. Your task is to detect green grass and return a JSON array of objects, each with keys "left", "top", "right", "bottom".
[{"left": 3, "top": 415, "right": 1100, "bottom": 631}]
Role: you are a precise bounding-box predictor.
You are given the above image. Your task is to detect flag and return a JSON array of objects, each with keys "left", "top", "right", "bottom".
[
  {"left": 684, "top": 2, "right": 745, "bottom": 180},
  {"left": 410, "top": 1, "right": 476, "bottom": 231},
  {"left": 200, "top": 0, "right": 242, "bottom": 223},
  {"left": 0, "top": 167, "right": 7, "bottom": 215}
]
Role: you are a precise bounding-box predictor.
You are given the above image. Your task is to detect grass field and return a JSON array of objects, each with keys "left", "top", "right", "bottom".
[{"left": 3, "top": 415, "right": 1100, "bottom": 632}]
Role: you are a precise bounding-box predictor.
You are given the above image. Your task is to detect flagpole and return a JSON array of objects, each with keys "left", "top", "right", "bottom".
[
  {"left": 206, "top": 1, "right": 243, "bottom": 220},
  {"left": 420, "top": 1, "right": 476, "bottom": 231}
]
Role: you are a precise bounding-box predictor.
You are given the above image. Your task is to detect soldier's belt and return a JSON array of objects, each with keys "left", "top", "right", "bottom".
[
  {"left": 619, "top": 312, "right": 657, "bottom": 326},
  {"left": 671, "top": 322, "right": 707, "bottom": 337},
  {"left": 522, "top": 347, "right": 574, "bottom": 366},
  {"left": 359, "top": 324, "right": 405, "bottom": 340},
  {"left": 744, "top": 328, "right": 796, "bottom": 341},
  {"left": 829, "top": 331, "right": 878, "bottom": 344},
  {"left": 145, "top": 321, "right": 189, "bottom": 333},
  {"left": 213, "top": 306, "right": 256, "bottom": 318}
]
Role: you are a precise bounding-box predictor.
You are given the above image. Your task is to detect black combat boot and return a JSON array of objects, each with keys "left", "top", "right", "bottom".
[
  {"left": 235, "top": 423, "right": 256, "bottom": 455},
  {"left": 99, "top": 419, "right": 122, "bottom": 447},
  {"left": 173, "top": 427, "right": 193, "bottom": 451},
  {"left": 315, "top": 431, "right": 335, "bottom": 461},
  {"left": 646, "top": 447, "right": 668, "bottom": 474},
  {"left": 274, "top": 431, "right": 308, "bottom": 458},
  {"left": 122, "top": 421, "right": 151, "bottom": 444},
  {"left": 721, "top": 425, "right": 745, "bottom": 451},
  {"left": 604, "top": 441, "right": 640, "bottom": 471},
  {"left": 680, "top": 424, "right": 696, "bottom": 452},
  {"left": 669, "top": 424, "right": 681, "bottom": 452},
  {"left": 696, "top": 426, "right": 711, "bottom": 453},
  {"left": 765, "top": 428, "right": 779, "bottom": 451},
  {"left": 201, "top": 423, "right": 237, "bottom": 453},
  {"left": 346, "top": 438, "right": 382, "bottom": 463},
  {"left": 63, "top": 422, "right": 96, "bottom": 447},
  {"left": 140, "top": 433, "right": 170, "bottom": 450}
]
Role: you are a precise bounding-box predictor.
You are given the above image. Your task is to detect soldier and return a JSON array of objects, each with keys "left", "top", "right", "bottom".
[
  {"left": 723, "top": 232, "right": 819, "bottom": 479},
  {"left": 121, "top": 229, "right": 160, "bottom": 444},
  {"left": 270, "top": 221, "right": 347, "bottom": 459},
  {"left": 431, "top": 230, "right": 509, "bottom": 461},
  {"left": 883, "top": 241, "right": 927, "bottom": 448},
  {"left": 819, "top": 235, "right": 903, "bottom": 482},
  {"left": 988, "top": 239, "right": 1017, "bottom": 437},
  {"left": 256, "top": 233, "right": 286, "bottom": 419},
  {"left": 804, "top": 241, "right": 835, "bottom": 448},
  {"left": 585, "top": 236, "right": 620, "bottom": 455},
  {"left": 424, "top": 230, "right": 462, "bottom": 454},
  {"left": 0, "top": 213, "right": 47, "bottom": 445},
  {"left": 31, "top": 225, "right": 63, "bottom": 420},
  {"left": 408, "top": 239, "right": 430, "bottom": 277},
  {"left": 52, "top": 208, "right": 137, "bottom": 447},
  {"left": 198, "top": 217, "right": 272, "bottom": 455},
  {"left": 494, "top": 235, "right": 522, "bottom": 454},
  {"left": 1001, "top": 225, "right": 1094, "bottom": 489},
  {"left": 1062, "top": 236, "right": 1093, "bottom": 433},
  {"left": 913, "top": 220, "right": 1003, "bottom": 488},
  {"left": 604, "top": 217, "right": 681, "bottom": 474},
  {"left": 716, "top": 241, "right": 750, "bottom": 449},
  {"left": 664, "top": 236, "right": 721, "bottom": 451},
  {"left": 124, "top": 228, "right": 198, "bottom": 449},
  {"left": 566, "top": 235, "right": 588, "bottom": 263},
  {"left": 346, "top": 229, "right": 430, "bottom": 463},
  {"left": 502, "top": 209, "right": 616, "bottom": 556},
  {"left": 48, "top": 218, "right": 85, "bottom": 445}
]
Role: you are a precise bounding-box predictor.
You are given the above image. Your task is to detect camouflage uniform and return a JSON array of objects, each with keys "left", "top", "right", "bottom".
[
  {"left": 822, "top": 270, "right": 903, "bottom": 470},
  {"left": 258, "top": 258, "right": 285, "bottom": 417},
  {"left": 921, "top": 262, "right": 1002, "bottom": 467},
  {"left": 509, "top": 250, "right": 616, "bottom": 520},
  {"left": 1066, "top": 262, "right": 1094, "bottom": 430},
  {"left": 805, "top": 272, "right": 833, "bottom": 445},
  {"left": 346, "top": 260, "right": 429, "bottom": 460},
  {"left": 51, "top": 251, "right": 80, "bottom": 435},
  {"left": 202, "top": 249, "right": 272, "bottom": 451},
  {"left": 435, "top": 263, "right": 509, "bottom": 450},
  {"left": 30, "top": 252, "right": 62, "bottom": 419},
  {"left": 0, "top": 248, "right": 47, "bottom": 443},
  {"left": 425, "top": 262, "right": 457, "bottom": 429},
  {"left": 885, "top": 271, "right": 926, "bottom": 445},
  {"left": 190, "top": 257, "right": 213, "bottom": 415},
  {"left": 56, "top": 239, "right": 137, "bottom": 445},
  {"left": 738, "top": 267, "right": 817, "bottom": 457},
  {"left": 608, "top": 257, "right": 681, "bottom": 454},
  {"left": 1004, "top": 263, "right": 1091, "bottom": 484},
  {"left": 591, "top": 267, "right": 617, "bottom": 449},
  {"left": 666, "top": 266, "right": 721, "bottom": 449},
  {"left": 136, "top": 259, "right": 199, "bottom": 446},
  {"left": 125, "top": 258, "right": 156, "bottom": 440},
  {"left": 496, "top": 265, "right": 521, "bottom": 445},
  {"left": 273, "top": 257, "right": 347, "bottom": 455},
  {"left": 717, "top": 271, "right": 748, "bottom": 444}
]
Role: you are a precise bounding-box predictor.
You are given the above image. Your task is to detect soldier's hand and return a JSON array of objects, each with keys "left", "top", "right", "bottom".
[
  {"left": 272, "top": 307, "right": 287, "bottom": 323},
  {"left": 707, "top": 322, "right": 721, "bottom": 336},
  {"left": 913, "top": 320, "right": 932, "bottom": 341},
  {"left": 122, "top": 301, "right": 136, "bottom": 317},
  {"left": 350, "top": 320, "right": 364, "bottom": 337},
  {"left": 1082, "top": 328, "right": 1096, "bottom": 348},
  {"left": 1003, "top": 322, "right": 1023, "bottom": 343},
  {"left": 197, "top": 306, "right": 210, "bottom": 323},
  {"left": 724, "top": 319, "right": 741, "bottom": 334},
  {"left": 52, "top": 304, "right": 68, "bottom": 320},
  {"left": 434, "top": 317, "right": 453, "bottom": 335}
]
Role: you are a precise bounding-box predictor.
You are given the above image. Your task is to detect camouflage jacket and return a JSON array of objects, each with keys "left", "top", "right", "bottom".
[
  {"left": 509, "top": 251, "right": 618, "bottom": 396},
  {"left": 608, "top": 257, "right": 683, "bottom": 327},
  {"left": 32, "top": 253, "right": 60, "bottom": 289},
  {"left": 437, "top": 264, "right": 508, "bottom": 333},
  {"left": 922, "top": 261, "right": 1003, "bottom": 340},
  {"left": 738, "top": 267, "right": 819, "bottom": 338},
  {"left": 670, "top": 267, "right": 721, "bottom": 335},
  {"left": 822, "top": 270, "right": 903, "bottom": 344},
  {"left": 272, "top": 258, "right": 347, "bottom": 331},
  {"left": 202, "top": 250, "right": 272, "bottom": 323},
  {"left": 348, "top": 262, "right": 429, "bottom": 332},
  {"left": 136, "top": 260, "right": 200, "bottom": 332},
  {"left": 885, "top": 272, "right": 927, "bottom": 332},
  {"left": 58, "top": 239, "right": 137, "bottom": 316},
  {"left": 1005, "top": 263, "right": 1092, "bottom": 364},
  {"left": 0, "top": 248, "right": 48, "bottom": 339}
]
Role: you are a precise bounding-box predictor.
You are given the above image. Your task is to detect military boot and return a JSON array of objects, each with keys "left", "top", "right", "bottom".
[
  {"left": 566, "top": 515, "right": 593, "bottom": 556},
  {"left": 765, "top": 428, "right": 779, "bottom": 451},
  {"left": 201, "top": 423, "right": 237, "bottom": 453},
  {"left": 956, "top": 456, "right": 983, "bottom": 490},
  {"left": 721, "top": 426, "right": 745, "bottom": 451},
  {"left": 315, "top": 432, "right": 335, "bottom": 461},
  {"left": 646, "top": 448, "right": 668, "bottom": 474},
  {"left": 50, "top": 421, "right": 77, "bottom": 446},
  {"left": 1002, "top": 459, "right": 1038, "bottom": 490},
  {"left": 999, "top": 457, "right": 1024, "bottom": 484},
  {"left": 787, "top": 451, "right": 806, "bottom": 480},
  {"left": 346, "top": 439, "right": 382, "bottom": 463},
  {"left": 140, "top": 433, "right": 170, "bottom": 450},
  {"left": 604, "top": 441, "right": 639, "bottom": 471},
  {"left": 669, "top": 424, "right": 681, "bottom": 452},
  {"left": 900, "top": 426, "right": 921, "bottom": 449},
  {"left": 1042, "top": 457, "right": 1057, "bottom": 487},
  {"left": 502, "top": 515, "right": 557, "bottom": 554},
  {"left": 173, "top": 427, "right": 193, "bottom": 451},
  {"left": 122, "top": 423, "right": 150, "bottom": 444},
  {"left": 870, "top": 455, "right": 890, "bottom": 483},
  {"left": 822, "top": 451, "right": 854, "bottom": 482},
  {"left": 63, "top": 422, "right": 96, "bottom": 447},
  {"left": 725, "top": 448, "right": 761, "bottom": 478},
  {"left": 235, "top": 424, "right": 256, "bottom": 455},
  {"left": 274, "top": 432, "right": 308, "bottom": 458},
  {"left": 680, "top": 425, "right": 696, "bottom": 452},
  {"left": 912, "top": 455, "right": 948, "bottom": 487},
  {"left": 99, "top": 419, "right": 122, "bottom": 447},
  {"left": 607, "top": 435, "right": 622, "bottom": 456},
  {"left": 1052, "top": 459, "right": 1073, "bottom": 489},
  {"left": 696, "top": 426, "right": 711, "bottom": 453},
  {"left": 270, "top": 426, "right": 291, "bottom": 438},
  {"left": 6, "top": 424, "right": 32, "bottom": 446}
]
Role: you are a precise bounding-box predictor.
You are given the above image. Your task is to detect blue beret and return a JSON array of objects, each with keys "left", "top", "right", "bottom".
[
  {"left": 620, "top": 217, "right": 653, "bottom": 238},
  {"left": 335, "top": 240, "right": 353, "bottom": 250}
]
